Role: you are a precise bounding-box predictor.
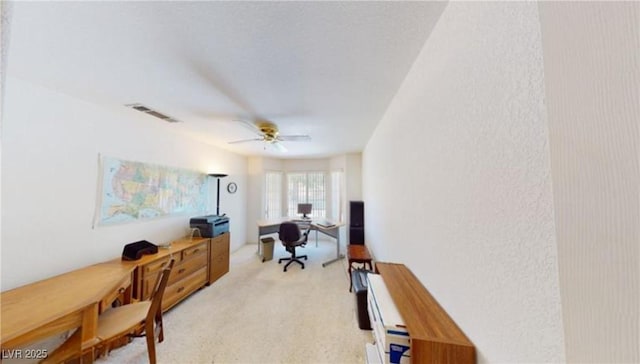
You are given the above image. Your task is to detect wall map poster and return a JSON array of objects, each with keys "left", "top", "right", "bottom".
[{"left": 96, "top": 156, "right": 208, "bottom": 226}]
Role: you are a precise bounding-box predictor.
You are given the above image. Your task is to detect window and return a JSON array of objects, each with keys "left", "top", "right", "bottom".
[
  {"left": 264, "top": 171, "right": 283, "bottom": 218},
  {"left": 287, "top": 172, "right": 326, "bottom": 218}
]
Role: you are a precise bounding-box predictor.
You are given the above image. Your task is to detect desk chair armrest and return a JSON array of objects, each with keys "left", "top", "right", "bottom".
[{"left": 302, "top": 226, "right": 312, "bottom": 241}]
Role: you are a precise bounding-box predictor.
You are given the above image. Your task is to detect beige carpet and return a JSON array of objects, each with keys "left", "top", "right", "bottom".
[{"left": 97, "top": 239, "right": 373, "bottom": 364}]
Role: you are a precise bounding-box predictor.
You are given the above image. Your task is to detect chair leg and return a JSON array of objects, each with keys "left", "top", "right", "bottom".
[
  {"left": 284, "top": 258, "right": 305, "bottom": 271},
  {"left": 155, "top": 312, "right": 164, "bottom": 343},
  {"left": 278, "top": 244, "right": 308, "bottom": 271},
  {"left": 145, "top": 320, "right": 157, "bottom": 364}
]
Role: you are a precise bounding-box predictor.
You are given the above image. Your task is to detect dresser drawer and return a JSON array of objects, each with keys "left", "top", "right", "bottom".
[
  {"left": 139, "top": 257, "right": 172, "bottom": 300},
  {"left": 182, "top": 241, "right": 207, "bottom": 261},
  {"left": 142, "top": 256, "right": 172, "bottom": 277},
  {"left": 167, "top": 252, "right": 207, "bottom": 286},
  {"left": 162, "top": 267, "right": 208, "bottom": 310},
  {"left": 140, "top": 253, "right": 205, "bottom": 300}
]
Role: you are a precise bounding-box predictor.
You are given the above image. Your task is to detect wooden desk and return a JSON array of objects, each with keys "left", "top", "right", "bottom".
[
  {"left": 257, "top": 218, "right": 345, "bottom": 267},
  {"left": 0, "top": 236, "right": 230, "bottom": 361},
  {"left": 1, "top": 260, "right": 135, "bottom": 353}
]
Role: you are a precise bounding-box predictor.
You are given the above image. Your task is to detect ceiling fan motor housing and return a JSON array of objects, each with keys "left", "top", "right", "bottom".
[{"left": 257, "top": 122, "right": 279, "bottom": 141}]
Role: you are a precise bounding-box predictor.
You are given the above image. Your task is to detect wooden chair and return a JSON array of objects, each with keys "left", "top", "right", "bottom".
[
  {"left": 96, "top": 258, "right": 175, "bottom": 364},
  {"left": 41, "top": 259, "right": 174, "bottom": 364}
]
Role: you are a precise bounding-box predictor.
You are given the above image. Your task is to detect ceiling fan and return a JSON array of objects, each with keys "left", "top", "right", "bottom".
[{"left": 228, "top": 119, "right": 311, "bottom": 152}]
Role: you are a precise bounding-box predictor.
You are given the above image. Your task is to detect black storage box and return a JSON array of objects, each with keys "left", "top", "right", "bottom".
[
  {"left": 351, "top": 268, "right": 373, "bottom": 330},
  {"left": 122, "top": 240, "right": 158, "bottom": 261},
  {"left": 190, "top": 215, "right": 230, "bottom": 238}
]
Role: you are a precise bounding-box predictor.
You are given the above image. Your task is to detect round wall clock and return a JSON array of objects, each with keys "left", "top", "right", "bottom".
[{"left": 227, "top": 182, "right": 238, "bottom": 194}]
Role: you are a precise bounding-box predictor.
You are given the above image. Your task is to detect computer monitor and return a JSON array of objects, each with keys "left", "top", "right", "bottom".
[{"left": 297, "top": 203, "right": 312, "bottom": 219}]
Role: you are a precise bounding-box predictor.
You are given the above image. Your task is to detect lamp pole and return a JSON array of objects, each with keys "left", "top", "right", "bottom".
[{"left": 208, "top": 173, "right": 228, "bottom": 216}]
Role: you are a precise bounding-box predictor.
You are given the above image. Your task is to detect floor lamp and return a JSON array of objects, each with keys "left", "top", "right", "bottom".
[{"left": 208, "top": 173, "right": 228, "bottom": 216}]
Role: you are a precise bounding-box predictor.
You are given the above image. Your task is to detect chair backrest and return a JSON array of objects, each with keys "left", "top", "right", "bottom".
[
  {"left": 279, "top": 222, "right": 301, "bottom": 244},
  {"left": 147, "top": 259, "right": 175, "bottom": 322}
]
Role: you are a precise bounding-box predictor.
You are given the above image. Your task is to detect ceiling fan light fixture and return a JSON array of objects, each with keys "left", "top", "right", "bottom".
[
  {"left": 270, "top": 141, "right": 287, "bottom": 153},
  {"left": 228, "top": 119, "right": 308, "bottom": 153}
]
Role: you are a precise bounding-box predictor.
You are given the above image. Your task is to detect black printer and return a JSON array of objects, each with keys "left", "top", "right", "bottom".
[{"left": 190, "top": 215, "right": 229, "bottom": 237}]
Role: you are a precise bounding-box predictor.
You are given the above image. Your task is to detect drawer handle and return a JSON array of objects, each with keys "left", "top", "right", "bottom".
[
  {"left": 192, "top": 249, "right": 200, "bottom": 254},
  {"left": 118, "top": 287, "right": 126, "bottom": 294},
  {"left": 177, "top": 287, "right": 185, "bottom": 293},
  {"left": 178, "top": 268, "right": 186, "bottom": 274}
]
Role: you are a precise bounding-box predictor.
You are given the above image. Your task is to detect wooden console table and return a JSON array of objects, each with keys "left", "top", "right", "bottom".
[
  {"left": 347, "top": 245, "right": 373, "bottom": 292},
  {"left": 376, "top": 262, "right": 476, "bottom": 364},
  {"left": 1, "top": 260, "right": 136, "bottom": 354}
]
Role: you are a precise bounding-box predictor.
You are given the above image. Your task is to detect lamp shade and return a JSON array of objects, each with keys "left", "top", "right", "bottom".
[{"left": 208, "top": 173, "right": 228, "bottom": 178}]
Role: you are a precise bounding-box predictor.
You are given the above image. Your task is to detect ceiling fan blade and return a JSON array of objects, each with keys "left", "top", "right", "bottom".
[
  {"left": 232, "top": 119, "right": 263, "bottom": 136},
  {"left": 277, "top": 135, "right": 311, "bottom": 142},
  {"left": 270, "top": 141, "right": 288, "bottom": 152},
  {"left": 228, "top": 137, "right": 264, "bottom": 144}
]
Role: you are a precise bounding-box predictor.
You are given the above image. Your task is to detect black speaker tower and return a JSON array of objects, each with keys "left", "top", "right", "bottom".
[{"left": 349, "top": 201, "right": 365, "bottom": 244}]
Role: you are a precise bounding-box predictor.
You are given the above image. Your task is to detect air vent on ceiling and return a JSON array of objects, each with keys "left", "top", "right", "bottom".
[{"left": 126, "top": 103, "right": 181, "bottom": 123}]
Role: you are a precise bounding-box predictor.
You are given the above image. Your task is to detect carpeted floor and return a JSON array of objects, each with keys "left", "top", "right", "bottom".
[{"left": 97, "top": 238, "right": 373, "bottom": 364}]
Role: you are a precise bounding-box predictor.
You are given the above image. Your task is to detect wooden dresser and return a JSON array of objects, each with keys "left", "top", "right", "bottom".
[{"left": 133, "top": 233, "right": 230, "bottom": 311}]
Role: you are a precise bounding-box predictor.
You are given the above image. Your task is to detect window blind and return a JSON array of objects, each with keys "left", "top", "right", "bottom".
[
  {"left": 264, "top": 171, "right": 283, "bottom": 218},
  {"left": 287, "top": 172, "right": 326, "bottom": 218}
]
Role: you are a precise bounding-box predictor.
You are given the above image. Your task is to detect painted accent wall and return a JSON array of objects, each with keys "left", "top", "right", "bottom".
[
  {"left": 2, "top": 77, "right": 248, "bottom": 290},
  {"left": 539, "top": 2, "right": 639, "bottom": 362},
  {"left": 363, "top": 2, "right": 565, "bottom": 362}
]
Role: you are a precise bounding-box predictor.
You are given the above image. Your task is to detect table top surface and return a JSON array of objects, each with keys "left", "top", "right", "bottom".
[
  {"left": 1, "top": 260, "right": 136, "bottom": 345},
  {"left": 347, "top": 244, "right": 372, "bottom": 260},
  {"left": 257, "top": 217, "right": 344, "bottom": 229},
  {"left": 129, "top": 236, "right": 210, "bottom": 266},
  {"left": 0, "top": 236, "right": 211, "bottom": 346}
]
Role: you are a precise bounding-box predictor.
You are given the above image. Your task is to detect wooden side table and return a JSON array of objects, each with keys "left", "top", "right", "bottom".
[{"left": 347, "top": 244, "right": 373, "bottom": 292}]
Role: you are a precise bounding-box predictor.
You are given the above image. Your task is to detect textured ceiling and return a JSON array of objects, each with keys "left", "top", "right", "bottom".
[{"left": 7, "top": 1, "right": 445, "bottom": 157}]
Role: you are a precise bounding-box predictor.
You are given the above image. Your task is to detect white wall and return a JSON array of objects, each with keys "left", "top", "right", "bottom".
[
  {"left": 330, "top": 153, "right": 362, "bottom": 243},
  {"left": 0, "top": 0, "right": 10, "bottom": 284},
  {"left": 363, "top": 2, "right": 565, "bottom": 362},
  {"left": 246, "top": 157, "right": 267, "bottom": 244},
  {"left": 331, "top": 153, "right": 362, "bottom": 243},
  {"left": 2, "top": 77, "right": 248, "bottom": 289},
  {"left": 344, "top": 154, "right": 362, "bottom": 203},
  {"left": 282, "top": 158, "right": 329, "bottom": 172},
  {"left": 539, "top": 2, "right": 639, "bottom": 362}
]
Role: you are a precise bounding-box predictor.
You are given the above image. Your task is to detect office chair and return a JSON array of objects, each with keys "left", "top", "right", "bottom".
[{"left": 278, "top": 222, "right": 310, "bottom": 272}]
